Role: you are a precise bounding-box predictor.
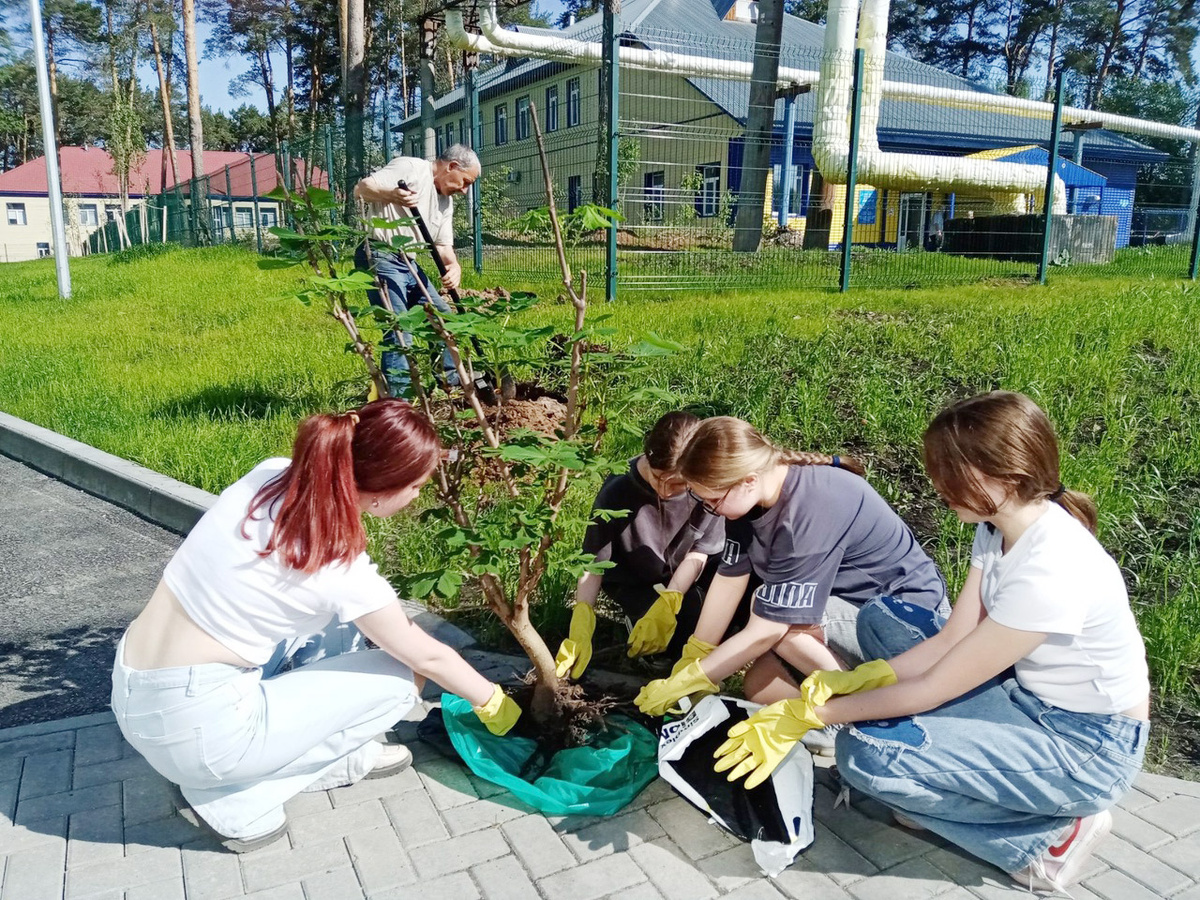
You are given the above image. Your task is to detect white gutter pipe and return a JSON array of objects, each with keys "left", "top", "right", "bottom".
[
  {"left": 447, "top": 6, "right": 1200, "bottom": 146},
  {"left": 811, "top": 0, "right": 1065, "bottom": 214}
]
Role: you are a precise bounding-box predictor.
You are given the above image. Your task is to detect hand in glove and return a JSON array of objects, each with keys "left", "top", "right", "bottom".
[
  {"left": 554, "top": 603, "right": 596, "bottom": 680},
  {"left": 670, "top": 635, "right": 716, "bottom": 677},
  {"left": 627, "top": 585, "right": 684, "bottom": 658},
  {"left": 800, "top": 659, "right": 897, "bottom": 707},
  {"left": 713, "top": 697, "right": 826, "bottom": 789},
  {"left": 473, "top": 684, "right": 521, "bottom": 736},
  {"left": 634, "top": 660, "right": 718, "bottom": 717}
]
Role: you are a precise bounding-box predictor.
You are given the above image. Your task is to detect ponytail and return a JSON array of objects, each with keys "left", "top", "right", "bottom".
[
  {"left": 1055, "top": 487, "right": 1098, "bottom": 535},
  {"left": 777, "top": 449, "right": 866, "bottom": 477},
  {"left": 242, "top": 399, "right": 441, "bottom": 573}
]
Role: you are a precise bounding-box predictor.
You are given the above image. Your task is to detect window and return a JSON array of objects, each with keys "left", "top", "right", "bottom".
[
  {"left": 234, "top": 206, "right": 254, "bottom": 228},
  {"left": 566, "top": 78, "right": 581, "bottom": 127},
  {"left": 36, "top": 242, "right": 50, "bottom": 257},
  {"left": 105, "top": 204, "right": 121, "bottom": 222},
  {"left": 494, "top": 104, "right": 508, "bottom": 145},
  {"left": 6, "top": 203, "right": 27, "bottom": 226},
  {"left": 444, "top": 123, "right": 454, "bottom": 151},
  {"left": 259, "top": 208, "right": 278, "bottom": 228},
  {"left": 545, "top": 85, "right": 559, "bottom": 132},
  {"left": 568, "top": 175, "right": 582, "bottom": 213},
  {"left": 515, "top": 96, "right": 531, "bottom": 140},
  {"left": 697, "top": 164, "right": 720, "bottom": 218},
  {"left": 771, "top": 164, "right": 805, "bottom": 216},
  {"left": 79, "top": 204, "right": 98, "bottom": 227},
  {"left": 643, "top": 171, "right": 665, "bottom": 222},
  {"left": 459, "top": 119, "right": 465, "bottom": 145},
  {"left": 410, "top": 137, "right": 420, "bottom": 156}
]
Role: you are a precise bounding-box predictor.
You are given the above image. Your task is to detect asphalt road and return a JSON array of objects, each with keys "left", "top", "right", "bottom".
[{"left": 0, "top": 454, "right": 181, "bottom": 728}]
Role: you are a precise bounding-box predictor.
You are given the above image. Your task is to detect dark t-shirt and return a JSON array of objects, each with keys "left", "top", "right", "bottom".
[
  {"left": 718, "top": 465, "right": 945, "bottom": 624},
  {"left": 582, "top": 458, "right": 726, "bottom": 590}
]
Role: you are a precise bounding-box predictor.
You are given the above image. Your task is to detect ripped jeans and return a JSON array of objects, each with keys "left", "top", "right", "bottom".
[{"left": 835, "top": 598, "right": 1149, "bottom": 873}]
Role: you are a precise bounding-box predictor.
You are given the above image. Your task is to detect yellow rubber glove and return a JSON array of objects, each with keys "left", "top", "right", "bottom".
[
  {"left": 554, "top": 603, "right": 596, "bottom": 680},
  {"left": 473, "top": 684, "right": 521, "bottom": 736},
  {"left": 713, "top": 698, "right": 826, "bottom": 789},
  {"left": 800, "top": 659, "right": 897, "bottom": 708},
  {"left": 670, "top": 635, "right": 716, "bottom": 677},
  {"left": 634, "top": 660, "right": 719, "bottom": 717},
  {"left": 627, "top": 585, "right": 684, "bottom": 658}
]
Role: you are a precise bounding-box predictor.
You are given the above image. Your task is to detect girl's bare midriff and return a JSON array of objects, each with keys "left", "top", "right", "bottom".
[{"left": 122, "top": 580, "right": 256, "bottom": 671}]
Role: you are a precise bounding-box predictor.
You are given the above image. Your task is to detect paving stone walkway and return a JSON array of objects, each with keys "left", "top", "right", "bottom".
[{"left": 2, "top": 703, "right": 1199, "bottom": 900}]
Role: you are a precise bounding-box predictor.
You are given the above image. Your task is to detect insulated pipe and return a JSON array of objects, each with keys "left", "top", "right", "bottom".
[{"left": 447, "top": 7, "right": 1200, "bottom": 146}]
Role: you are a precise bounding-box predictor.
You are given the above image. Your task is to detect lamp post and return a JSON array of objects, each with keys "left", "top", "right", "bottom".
[{"left": 28, "top": 0, "right": 71, "bottom": 297}]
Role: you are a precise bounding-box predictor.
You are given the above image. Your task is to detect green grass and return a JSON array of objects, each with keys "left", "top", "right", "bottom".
[{"left": 3, "top": 244, "right": 1199, "bottom": 771}]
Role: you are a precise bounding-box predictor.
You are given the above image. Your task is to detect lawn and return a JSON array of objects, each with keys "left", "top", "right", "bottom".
[{"left": 3, "top": 244, "right": 1198, "bottom": 775}]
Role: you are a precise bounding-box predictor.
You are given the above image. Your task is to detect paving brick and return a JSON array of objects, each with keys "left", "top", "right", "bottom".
[
  {"left": 0, "top": 757, "right": 23, "bottom": 785},
  {"left": 1094, "top": 834, "right": 1192, "bottom": 894},
  {"left": 328, "top": 767, "right": 423, "bottom": 808},
  {"left": 560, "top": 808, "right": 665, "bottom": 862},
  {"left": 844, "top": 857, "right": 957, "bottom": 900},
  {"left": 1168, "top": 883, "right": 1200, "bottom": 900},
  {"left": 1083, "top": 867, "right": 1169, "bottom": 900},
  {"left": 73, "top": 754, "right": 154, "bottom": 789},
  {"left": 1135, "top": 772, "right": 1200, "bottom": 800},
  {"left": 1151, "top": 832, "right": 1200, "bottom": 875},
  {"left": 240, "top": 838, "right": 352, "bottom": 893},
  {"left": 126, "top": 812, "right": 211, "bottom": 853},
  {"left": 126, "top": 875, "right": 186, "bottom": 900},
  {"left": 538, "top": 853, "right": 648, "bottom": 900},
  {"left": 346, "top": 824, "right": 417, "bottom": 894},
  {"left": 0, "top": 778, "right": 17, "bottom": 823},
  {"left": 17, "top": 749, "right": 73, "bottom": 801},
  {"left": 301, "top": 865, "right": 365, "bottom": 900},
  {"left": 696, "top": 843, "right": 762, "bottom": 891},
  {"left": 624, "top": 779, "right": 678, "bottom": 811},
  {"left": 416, "top": 758, "right": 479, "bottom": 810},
  {"left": 367, "top": 871, "right": 481, "bottom": 900},
  {"left": 380, "top": 790, "right": 449, "bottom": 849},
  {"left": 67, "top": 804, "right": 124, "bottom": 868},
  {"left": 243, "top": 886, "right": 304, "bottom": 900},
  {"left": 73, "top": 725, "right": 124, "bottom": 768},
  {"left": 1133, "top": 795, "right": 1200, "bottom": 837},
  {"left": 409, "top": 828, "right": 510, "bottom": 879},
  {"left": 122, "top": 774, "right": 176, "bottom": 827},
  {"left": 629, "top": 837, "right": 718, "bottom": 900},
  {"left": 773, "top": 866, "right": 856, "bottom": 900},
  {"left": 1115, "top": 788, "right": 1158, "bottom": 813},
  {"left": 181, "top": 839, "right": 244, "bottom": 900},
  {"left": 1109, "top": 806, "right": 1173, "bottom": 850},
  {"left": 465, "top": 774, "right": 512, "bottom": 801},
  {"left": 14, "top": 782, "right": 119, "bottom": 825},
  {"left": 1, "top": 833, "right": 67, "bottom": 900},
  {"left": 442, "top": 797, "right": 532, "bottom": 836},
  {"left": 717, "top": 881, "right": 788, "bottom": 900},
  {"left": 0, "top": 814, "right": 68, "bottom": 855},
  {"left": 288, "top": 797, "right": 389, "bottom": 847},
  {"left": 645, "top": 798, "right": 739, "bottom": 860},
  {"left": 65, "top": 845, "right": 181, "bottom": 898},
  {"left": 0, "top": 731, "right": 74, "bottom": 761},
  {"left": 284, "top": 789, "right": 332, "bottom": 818},
  {"left": 501, "top": 814, "right": 576, "bottom": 879},
  {"left": 472, "top": 852, "right": 539, "bottom": 900},
  {"left": 921, "top": 845, "right": 1005, "bottom": 891},
  {"left": 796, "top": 823, "right": 877, "bottom": 887}
]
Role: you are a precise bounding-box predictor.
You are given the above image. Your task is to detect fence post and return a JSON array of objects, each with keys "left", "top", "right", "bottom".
[
  {"left": 249, "top": 152, "right": 264, "bottom": 253},
  {"left": 603, "top": 1, "right": 620, "bottom": 303},
  {"left": 839, "top": 48, "right": 865, "bottom": 293},
  {"left": 382, "top": 93, "right": 392, "bottom": 162},
  {"left": 1038, "top": 66, "right": 1066, "bottom": 285},
  {"left": 778, "top": 90, "right": 798, "bottom": 230},
  {"left": 1189, "top": 181, "right": 1200, "bottom": 280},
  {"left": 466, "top": 65, "right": 483, "bottom": 274},
  {"left": 224, "top": 165, "right": 233, "bottom": 243},
  {"left": 324, "top": 124, "right": 337, "bottom": 223}
]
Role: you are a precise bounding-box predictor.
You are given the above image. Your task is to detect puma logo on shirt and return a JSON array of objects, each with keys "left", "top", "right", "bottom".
[{"left": 756, "top": 581, "right": 820, "bottom": 610}]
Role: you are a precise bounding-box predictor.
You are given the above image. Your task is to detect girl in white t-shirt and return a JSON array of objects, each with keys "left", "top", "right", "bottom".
[
  {"left": 112, "top": 399, "right": 520, "bottom": 852},
  {"left": 712, "top": 392, "right": 1150, "bottom": 895}
]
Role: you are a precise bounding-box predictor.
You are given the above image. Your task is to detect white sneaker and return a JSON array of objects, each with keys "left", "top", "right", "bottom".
[
  {"left": 366, "top": 743, "right": 413, "bottom": 780},
  {"left": 892, "top": 810, "right": 927, "bottom": 832},
  {"left": 1010, "top": 810, "right": 1112, "bottom": 894},
  {"left": 800, "top": 724, "right": 842, "bottom": 757}
]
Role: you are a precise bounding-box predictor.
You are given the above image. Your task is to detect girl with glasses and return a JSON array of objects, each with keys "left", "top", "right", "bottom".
[{"left": 635, "top": 416, "right": 948, "bottom": 757}]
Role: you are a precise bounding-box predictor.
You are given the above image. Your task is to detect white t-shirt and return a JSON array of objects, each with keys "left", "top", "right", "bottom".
[
  {"left": 971, "top": 503, "right": 1149, "bottom": 714},
  {"left": 359, "top": 156, "right": 454, "bottom": 251},
  {"left": 163, "top": 459, "right": 398, "bottom": 665}
]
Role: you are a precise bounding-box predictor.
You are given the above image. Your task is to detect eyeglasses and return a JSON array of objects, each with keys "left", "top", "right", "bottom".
[{"left": 688, "top": 486, "right": 732, "bottom": 516}]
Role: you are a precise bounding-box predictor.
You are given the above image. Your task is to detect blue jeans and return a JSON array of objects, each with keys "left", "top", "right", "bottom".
[
  {"left": 355, "top": 244, "right": 458, "bottom": 396},
  {"left": 835, "top": 599, "right": 1149, "bottom": 873}
]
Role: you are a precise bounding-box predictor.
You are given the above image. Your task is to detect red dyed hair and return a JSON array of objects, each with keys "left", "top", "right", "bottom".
[{"left": 242, "top": 399, "right": 441, "bottom": 573}]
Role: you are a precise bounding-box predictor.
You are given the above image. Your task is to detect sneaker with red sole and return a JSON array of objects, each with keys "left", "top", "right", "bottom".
[{"left": 1010, "top": 809, "right": 1112, "bottom": 894}]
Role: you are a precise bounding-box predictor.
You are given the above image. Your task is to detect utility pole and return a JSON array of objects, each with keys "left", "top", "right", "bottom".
[{"left": 29, "top": 0, "right": 71, "bottom": 297}]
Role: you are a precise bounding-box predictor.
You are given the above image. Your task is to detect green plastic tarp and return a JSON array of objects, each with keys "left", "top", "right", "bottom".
[{"left": 440, "top": 693, "right": 660, "bottom": 816}]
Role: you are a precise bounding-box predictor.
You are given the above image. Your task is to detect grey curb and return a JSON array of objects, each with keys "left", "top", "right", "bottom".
[
  {"left": 0, "top": 410, "right": 216, "bottom": 534},
  {"left": 0, "top": 710, "right": 115, "bottom": 743}
]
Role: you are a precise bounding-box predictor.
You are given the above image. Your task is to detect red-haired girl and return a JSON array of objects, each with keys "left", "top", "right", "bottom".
[{"left": 112, "top": 399, "right": 518, "bottom": 852}]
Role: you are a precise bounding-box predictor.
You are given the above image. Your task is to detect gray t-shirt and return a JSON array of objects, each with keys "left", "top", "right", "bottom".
[
  {"left": 718, "top": 465, "right": 945, "bottom": 624},
  {"left": 582, "top": 458, "right": 726, "bottom": 590}
]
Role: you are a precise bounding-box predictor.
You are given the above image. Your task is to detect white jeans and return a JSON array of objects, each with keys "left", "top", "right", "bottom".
[{"left": 111, "top": 623, "right": 419, "bottom": 839}]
